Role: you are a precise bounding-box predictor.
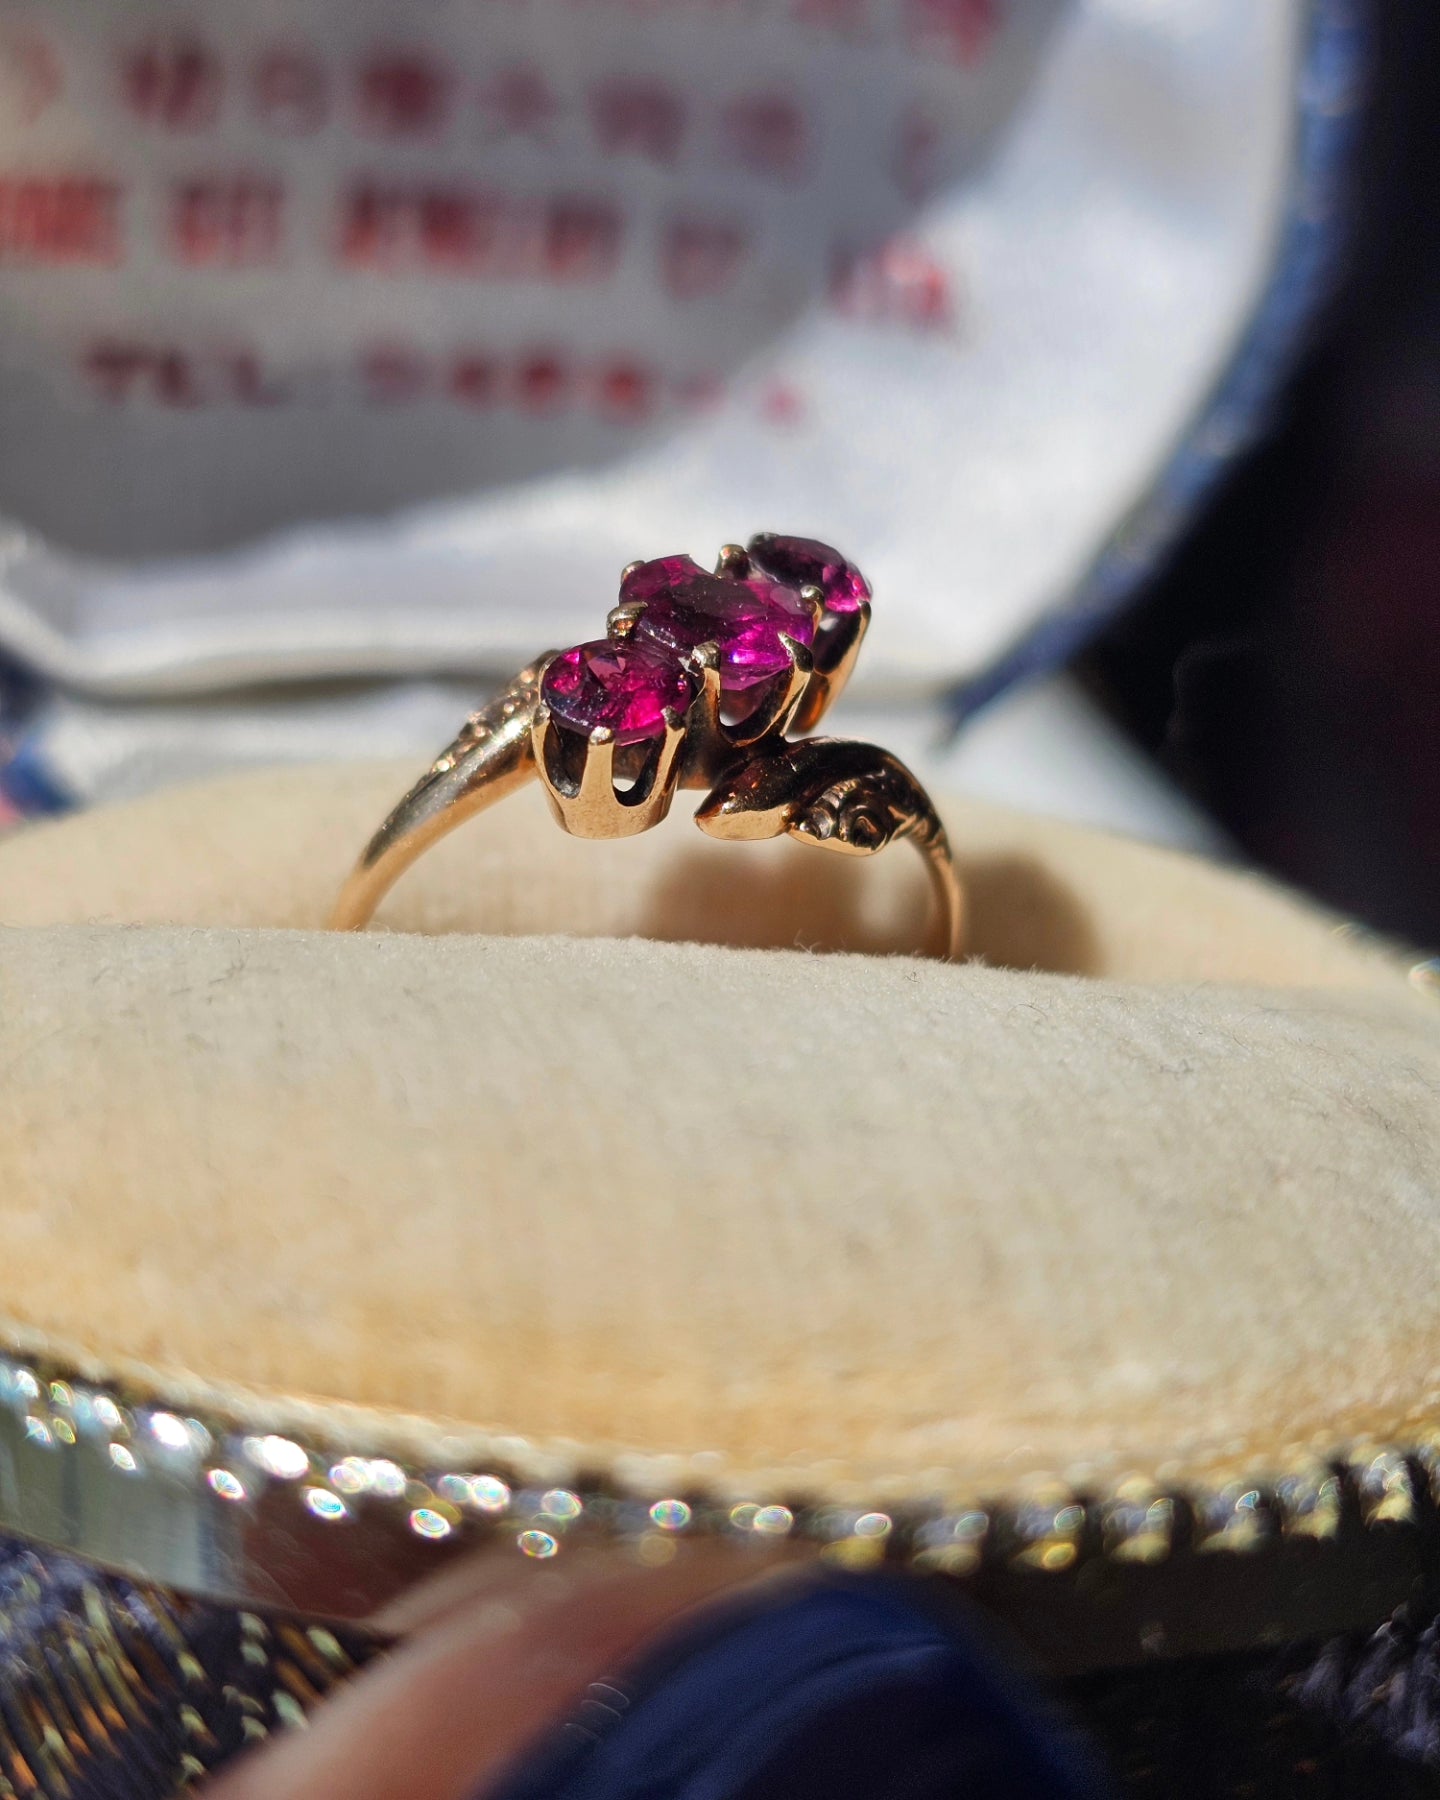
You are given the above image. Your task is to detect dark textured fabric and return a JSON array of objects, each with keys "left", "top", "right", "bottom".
[
  {"left": 1073, "top": 1634, "right": 1440, "bottom": 1800},
  {"left": 0, "top": 1534, "right": 381, "bottom": 1795},
  {"left": 5, "top": 1531, "right": 1440, "bottom": 1797}
]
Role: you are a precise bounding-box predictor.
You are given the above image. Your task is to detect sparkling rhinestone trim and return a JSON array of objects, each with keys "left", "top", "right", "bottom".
[{"left": 1, "top": 1353, "right": 1436, "bottom": 1599}]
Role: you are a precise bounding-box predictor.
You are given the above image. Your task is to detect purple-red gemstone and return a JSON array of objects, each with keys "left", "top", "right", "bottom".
[
  {"left": 541, "top": 638, "right": 696, "bottom": 744},
  {"left": 747, "top": 533, "right": 871, "bottom": 615},
  {"left": 619, "top": 554, "right": 708, "bottom": 606},
  {"left": 625, "top": 558, "right": 814, "bottom": 692}
]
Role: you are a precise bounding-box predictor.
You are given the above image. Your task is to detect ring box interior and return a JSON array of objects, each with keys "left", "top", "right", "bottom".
[
  {"left": 0, "top": 763, "right": 1437, "bottom": 1668},
  {"left": 0, "top": 0, "right": 1423, "bottom": 1724}
]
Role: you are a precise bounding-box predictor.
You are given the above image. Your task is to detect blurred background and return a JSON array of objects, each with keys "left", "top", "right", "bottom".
[
  {"left": 1083, "top": 1, "right": 1440, "bottom": 952},
  {"left": 1, "top": 0, "right": 1435, "bottom": 954}
]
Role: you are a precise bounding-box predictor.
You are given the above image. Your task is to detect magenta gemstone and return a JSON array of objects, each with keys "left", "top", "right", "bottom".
[
  {"left": 620, "top": 554, "right": 708, "bottom": 606},
  {"left": 541, "top": 638, "right": 696, "bottom": 744},
  {"left": 626, "top": 558, "right": 814, "bottom": 692},
  {"left": 747, "top": 533, "right": 871, "bottom": 615}
]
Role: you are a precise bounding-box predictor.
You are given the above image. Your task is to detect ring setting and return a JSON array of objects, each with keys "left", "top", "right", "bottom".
[{"left": 331, "top": 534, "right": 964, "bottom": 957}]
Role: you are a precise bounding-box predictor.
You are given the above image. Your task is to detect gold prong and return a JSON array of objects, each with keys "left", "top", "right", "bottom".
[
  {"left": 552, "top": 725, "right": 613, "bottom": 828},
  {"left": 696, "top": 656, "right": 723, "bottom": 727},
  {"left": 531, "top": 702, "right": 554, "bottom": 777},
  {"left": 607, "top": 602, "right": 645, "bottom": 639},
  {"left": 531, "top": 704, "right": 571, "bottom": 823},
  {"left": 535, "top": 708, "right": 685, "bottom": 837},
  {"left": 794, "top": 599, "right": 870, "bottom": 733},
  {"left": 678, "top": 648, "right": 725, "bottom": 788},
  {"left": 651, "top": 708, "right": 688, "bottom": 796},
  {"left": 621, "top": 560, "right": 643, "bottom": 583},
  {"left": 539, "top": 708, "right": 694, "bottom": 834},
  {"left": 829, "top": 598, "right": 871, "bottom": 672},
  {"left": 799, "top": 584, "right": 825, "bottom": 628},
  {"left": 774, "top": 633, "right": 815, "bottom": 732},
  {"left": 578, "top": 727, "right": 617, "bottom": 804},
  {"left": 715, "top": 543, "right": 750, "bottom": 578},
  {"left": 726, "top": 633, "right": 813, "bottom": 748}
]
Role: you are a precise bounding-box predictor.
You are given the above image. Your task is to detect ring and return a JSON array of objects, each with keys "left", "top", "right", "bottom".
[{"left": 329, "top": 534, "right": 964, "bottom": 958}]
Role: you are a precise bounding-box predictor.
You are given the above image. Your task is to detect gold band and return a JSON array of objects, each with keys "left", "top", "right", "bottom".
[{"left": 330, "top": 544, "right": 964, "bottom": 958}]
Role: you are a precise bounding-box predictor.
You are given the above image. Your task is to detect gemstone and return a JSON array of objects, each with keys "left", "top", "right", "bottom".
[
  {"left": 747, "top": 533, "right": 871, "bottom": 614},
  {"left": 620, "top": 554, "right": 708, "bottom": 606},
  {"left": 541, "top": 638, "right": 695, "bottom": 743},
  {"left": 626, "top": 558, "right": 814, "bottom": 692}
]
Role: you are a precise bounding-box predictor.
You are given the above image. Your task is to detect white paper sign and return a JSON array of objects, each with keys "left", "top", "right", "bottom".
[{"left": 0, "top": 0, "right": 1298, "bottom": 696}]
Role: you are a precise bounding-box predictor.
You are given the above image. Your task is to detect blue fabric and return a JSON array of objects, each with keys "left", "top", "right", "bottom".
[
  {"left": 486, "top": 1576, "right": 1113, "bottom": 1800},
  {"left": 944, "top": 0, "right": 1369, "bottom": 730}
]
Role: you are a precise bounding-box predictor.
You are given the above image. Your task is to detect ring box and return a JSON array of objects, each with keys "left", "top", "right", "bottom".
[{"left": 4, "top": 2, "right": 1436, "bottom": 1794}]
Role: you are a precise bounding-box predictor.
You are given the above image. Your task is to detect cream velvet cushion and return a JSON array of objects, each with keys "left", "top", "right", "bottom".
[{"left": 0, "top": 764, "right": 1435, "bottom": 1508}]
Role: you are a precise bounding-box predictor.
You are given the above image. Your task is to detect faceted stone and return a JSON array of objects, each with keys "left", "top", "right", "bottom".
[
  {"left": 619, "top": 554, "right": 708, "bottom": 606},
  {"left": 747, "top": 533, "right": 871, "bottom": 614},
  {"left": 626, "top": 557, "right": 814, "bottom": 692},
  {"left": 541, "top": 638, "right": 695, "bottom": 743}
]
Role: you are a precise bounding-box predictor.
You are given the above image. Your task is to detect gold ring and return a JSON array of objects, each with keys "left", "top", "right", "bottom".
[{"left": 329, "top": 534, "right": 964, "bottom": 958}]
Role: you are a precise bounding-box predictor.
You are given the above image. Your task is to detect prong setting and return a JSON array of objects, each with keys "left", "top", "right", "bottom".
[
  {"left": 715, "top": 543, "right": 750, "bottom": 578},
  {"left": 577, "top": 726, "right": 618, "bottom": 806},
  {"left": 534, "top": 708, "right": 687, "bottom": 837},
  {"left": 721, "top": 631, "right": 813, "bottom": 750},
  {"left": 678, "top": 644, "right": 725, "bottom": 785},
  {"left": 793, "top": 598, "right": 870, "bottom": 734},
  {"left": 607, "top": 601, "right": 645, "bottom": 639},
  {"left": 535, "top": 541, "right": 872, "bottom": 832},
  {"left": 332, "top": 535, "right": 962, "bottom": 956}
]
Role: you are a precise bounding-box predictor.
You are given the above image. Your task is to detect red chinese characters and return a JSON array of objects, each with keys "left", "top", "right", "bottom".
[
  {"left": 356, "top": 51, "right": 451, "bottom": 137},
  {"left": 170, "top": 177, "right": 283, "bottom": 266},
  {"left": 902, "top": 0, "right": 997, "bottom": 65},
  {"left": 122, "top": 35, "right": 221, "bottom": 130},
  {"left": 0, "top": 177, "right": 121, "bottom": 265},
  {"left": 73, "top": 342, "right": 738, "bottom": 427},
  {"left": 339, "top": 183, "right": 621, "bottom": 282}
]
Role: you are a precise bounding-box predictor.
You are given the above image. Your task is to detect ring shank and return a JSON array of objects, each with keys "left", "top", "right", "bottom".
[
  {"left": 329, "top": 682, "right": 539, "bottom": 932},
  {"left": 920, "top": 828, "right": 966, "bottom": 961},
  {"left": 330, "top": 673, "right": 965, "bottom": 960}
]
